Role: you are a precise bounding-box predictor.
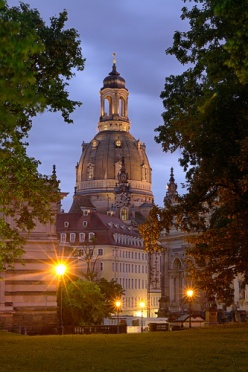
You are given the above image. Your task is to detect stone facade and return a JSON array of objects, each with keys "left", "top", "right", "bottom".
[
  {"left": 157, "top": 168, "right": 248, "bottom": 320},
  {"left": 0, "top": 207, "right": 59, "bottom": 334}
]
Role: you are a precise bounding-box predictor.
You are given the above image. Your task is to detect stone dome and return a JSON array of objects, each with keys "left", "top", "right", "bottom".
[
  {"left": 73, "top": 60, "right": 153, "bottom": 214},
  {"left": 102, "top": 63, "right": 126, "bottom": 89},
  {"left": 76, "top": 130, "right": 152, "bottom": 192}
]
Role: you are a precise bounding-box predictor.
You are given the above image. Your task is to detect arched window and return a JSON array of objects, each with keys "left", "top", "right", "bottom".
[
  {"left": 104, "top": 96, "right": 112, "bottom": 115},
  {"left": 121, "top": 207, "right": 128, "bottom": 221},
  {"left": 119, "top": 97, "right": 125, "bottom": 116}
]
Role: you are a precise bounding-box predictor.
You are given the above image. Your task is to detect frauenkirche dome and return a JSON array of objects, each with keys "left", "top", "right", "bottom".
[{"left": 71, "top": 58, "right": 153, "bottom": 222}]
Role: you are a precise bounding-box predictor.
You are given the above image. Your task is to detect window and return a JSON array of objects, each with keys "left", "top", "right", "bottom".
[
  {"left": 89, "top": 232, "right": 95, "bottom": 242},
  {"left": 100, "top": 262, "right": 103, "bottom": 271},
  {"left": 98, "top": 248, "right": 103, "bottom": 256},
  {"left": 121, "top": 207, "right": 128, "bottom": 221},
  {"left": 60, "top": 233, "right": 66, "bottom": 242},
  {"left": 70, "top": 233, "right": 76, "bottom": 243},
  {"left": 79, "top": 233, "right": 85, "bottom": 242},
  {"left": 77, "top": 249, "right": 84, "bottom": 258},
  {"left": 83, "top": 210, "right": 88, "bottom": 216},
  {"left": 83, "top": 221, "right": 87, "bottom": 227},
  {"left": 64, "top": 221, "right": 69, "bottom": 228},
  {"left": 89, "top": 248, "right": 93, "bottom": 257},
  {"left": 87, "top": 164, "right": 94, "bottom": 180}
]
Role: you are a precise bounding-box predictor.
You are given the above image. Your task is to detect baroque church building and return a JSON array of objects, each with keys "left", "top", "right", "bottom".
[{"left": 56, "top": 59, "right": 161, "bottom": 317}]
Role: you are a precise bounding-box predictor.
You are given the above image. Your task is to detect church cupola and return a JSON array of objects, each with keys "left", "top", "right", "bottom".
[{"left": 98, "top": 53, "right": 130, "bottom": 132}]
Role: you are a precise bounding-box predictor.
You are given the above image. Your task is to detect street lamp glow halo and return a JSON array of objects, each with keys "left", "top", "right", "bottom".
[
  {"left": 139, "top": 301, "right": 145, "bottom": 309},
  {"left": 186, "top": 289, "right": 194, "bottom": 298},
  {"left": 55, "top": 263, "right": 66, "bottom": 276},
  {"left": 115, "top": 300, "right": 121, "bottom": 308}
]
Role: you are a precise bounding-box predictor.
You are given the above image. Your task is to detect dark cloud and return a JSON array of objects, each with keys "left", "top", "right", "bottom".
[{"left": 8, "top": 0, "right": 188, "bottom": 211}]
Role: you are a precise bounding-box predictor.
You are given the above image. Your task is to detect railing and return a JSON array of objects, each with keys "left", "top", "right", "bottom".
[{"left": 63, "top": 324, "right": 127, "bottom": 335}]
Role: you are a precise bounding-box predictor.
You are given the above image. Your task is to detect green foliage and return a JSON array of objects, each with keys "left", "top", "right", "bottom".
[
  {"left": 62, "top": 277, "right": 125, "bottom": 325},
  {"left": 62, "top": 279, "right": 107, "bottom": 326},
  {"left": 97, "top": 278, "right": 125, "bottom": 314},
  {"left": 0, "top": 0, "right": 85, "bottom": 270},
  {"left": 155, "top": 0, "right": 248, "bottom": 300}
]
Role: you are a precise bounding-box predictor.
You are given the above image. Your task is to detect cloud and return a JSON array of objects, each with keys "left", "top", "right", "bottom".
[{"left": 8, "top": 0, "right": 188, "bottom": 212}]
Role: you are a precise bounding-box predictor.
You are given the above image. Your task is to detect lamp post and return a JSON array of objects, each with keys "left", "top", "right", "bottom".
[
  {"left": 115, "top": 300, "right": 121, "bottom": 334},
  {"left": 186, "top": 289, "right": 194, "bottom": 329},
  {"left": 55, "top": 263, "right": 66, "bottom": 335},
  {"left": 139, "top": 301, "right": 145, "bottom": 333}
]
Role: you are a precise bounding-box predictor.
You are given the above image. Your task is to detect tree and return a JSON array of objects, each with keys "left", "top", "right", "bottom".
[
  {"left": 74, "top": 238, "right": 101, "bottom": 281},
  {"left": 154, "top": 0, "right": 248, "bottom": 302},
  {"left": 0, "top": 1, "right": 85, "bottom": 271},
  {"left": 62, "top": 279, "right": 107, "bottom": 326},
  {"left": 138, "top": 205, "right": 164, "bottom": 253},
  {"left": 97, "top": 278, "right": 125, "bottom": 314}
]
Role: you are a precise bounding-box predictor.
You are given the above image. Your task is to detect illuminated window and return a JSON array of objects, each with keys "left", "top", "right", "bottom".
[
  {"left": 121, "top": 207, "right": 128, "bottom": 221},
  {"left": 87, "top": 164, "right": 94, "bottom": 180}
]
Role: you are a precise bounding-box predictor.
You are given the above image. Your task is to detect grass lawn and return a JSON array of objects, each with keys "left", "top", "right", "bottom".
[{"left": 0, "top": 324, "right": 248, "bottom": 371}]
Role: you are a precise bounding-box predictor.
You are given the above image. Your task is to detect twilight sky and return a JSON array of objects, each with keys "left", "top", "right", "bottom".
[{"left": 8, "top": 0, "right": 189, "bottom": 211}]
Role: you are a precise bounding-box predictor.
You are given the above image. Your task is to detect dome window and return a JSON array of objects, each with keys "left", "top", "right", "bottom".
[
  {"left": 92, "top": 140, "right": 98, "bottom": 148},
  {"left": 87, "top": 163, "right": 94, "bottom": 180},
  {"left": 115, "top": 138, "right": 122, "bottom": 148}
]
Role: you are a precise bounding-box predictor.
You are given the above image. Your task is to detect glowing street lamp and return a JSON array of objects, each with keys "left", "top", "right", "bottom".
[
  {"left": 139, "top": 301, "right": 145, "bottom": 333},
  {"left": 115, "top": 300, "right": 121, "bottom": 334},
  {"left": 186, "top": 289, "right": 194, "bottom": 329},
  {"left": 55, "top": 263, "right": 66, "bottom": 335}
]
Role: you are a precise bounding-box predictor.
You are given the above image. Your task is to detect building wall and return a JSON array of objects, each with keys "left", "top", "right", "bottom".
[{"left": 0, "top": 213, "right": 59, "bottom": 334}]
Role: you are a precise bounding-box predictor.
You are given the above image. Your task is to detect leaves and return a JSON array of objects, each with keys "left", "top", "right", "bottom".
[
  {"left": 62, "top": 278, "right": 125, "bottom": 325},
  {"left": 155, "top": 0, "right": 248, "bottom": 301},
  {"left": 0, "top": 1, "right": 85, "bottom": 270}
]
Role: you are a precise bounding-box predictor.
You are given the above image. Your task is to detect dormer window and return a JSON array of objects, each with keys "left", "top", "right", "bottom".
[
  {"left": 60, "top": 233, "right": 66, "bottom": 242},
  {"left": 89, "top": 232, "right": 95, "bottom": 242},
  {"left": 83, "top": 221, "right": 87, "bottom": 227},
  {"left": 79, "top": 233, "right": 85, "bottom": 242},
  {"left": 70, "top": 233, "right": 76, "bottom": 243}
]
